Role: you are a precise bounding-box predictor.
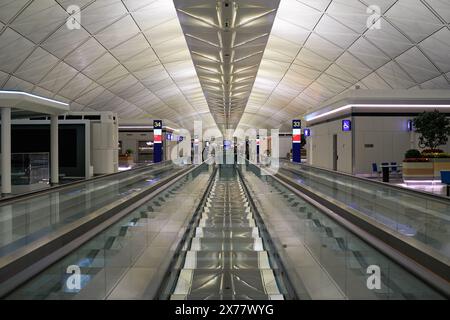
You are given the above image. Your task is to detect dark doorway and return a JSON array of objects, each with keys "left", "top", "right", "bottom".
[{"left": 333, "top": 134, "right": 338, "bottom": 171}]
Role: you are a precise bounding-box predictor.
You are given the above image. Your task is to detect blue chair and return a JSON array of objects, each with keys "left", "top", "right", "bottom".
[
  {"left": 441, "top": 171, "right": 450, "bottom": 197},
  {"left": 372, "top": 163, "right": 381, "bottom": 177},
  {"left": 390, "top": 162, "right": 401, "bottom": 176}
]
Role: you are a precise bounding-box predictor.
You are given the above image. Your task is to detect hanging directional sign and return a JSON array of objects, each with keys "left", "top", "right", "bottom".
[
  {"left": 256, "top": 135, "right": 260, "bottom": 163},
  {"left": 153, "top": 120, "right": 163, "bottom": 163},
  {"left": 292, "top": 120, "right": 301, "bottom": 163}
]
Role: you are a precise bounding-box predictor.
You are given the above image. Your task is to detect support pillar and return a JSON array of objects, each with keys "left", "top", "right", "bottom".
[
  {"left": 292, "top": 120, "right": 302, "bottom": 163},
  {"left": 50, "top": 114, "right": 59, "bottom": 184},
  {"left": 153, "top": 120, "right": 163, "bottom": 163},
  {"left": 1, "top": 107, "right": 11, "bottom": 194}
]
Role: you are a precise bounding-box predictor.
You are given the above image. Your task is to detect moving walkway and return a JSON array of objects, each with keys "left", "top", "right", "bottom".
[
  {"left": 167, "top": 167, "right": 287, "bottom": 300},
  {"left": 0, "top": 161, "right": 193, "bottom": 296},
  {"left": 1, "top": 163, "right": 447, "bottom": 299},
  {"left": 274, "top": 160, "right": 449, "bottom": 286}
]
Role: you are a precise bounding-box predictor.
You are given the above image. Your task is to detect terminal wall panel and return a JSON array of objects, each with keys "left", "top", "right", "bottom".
[
  {"left": 354, "top": 116, "right": 418, "bottom": 174},
  {"left": 91, "top": 122, "right": 118, "bottom": 174},
  {"left": 8, "top": 122, "right": 88, "bottom": 178},
  {"left": 309, "top": 119, "right": 353, "bottom": 174},
  {"left": 119, "top": 131, "right": 153, "bottom": 163},
  {"left": 165, "top": 140, "right": 178, "bottom": 161},
  {"left": 279, "top": 136, "right": 291, "bottom": 159}
]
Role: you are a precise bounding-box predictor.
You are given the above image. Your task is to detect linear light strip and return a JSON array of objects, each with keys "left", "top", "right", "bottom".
[
  {"left": 178, "top": 9, "right": 218, "bottom": 28},
  {"left": 306, "top": 104, "right": 450, "bottom": 121},
  {"left": 186, "top": 34, "right": 220, "bottom": 48},
  {"left": 218, "top": 31, "right": 223, "bottom": 49},
  {"left": 233, "top": 33, "right": 269, "bottom": 48},
  {"left": 0, "top": 90, "right": 69, "bottom": 107},
  {"left": 237, "top": 9, "right": 276, "bottom": 28},
  {"left": 192, "top": 51, "right": 220, "bottom": 63},
  {"left": 216, "top": 2, "right": 223, "bottom": 29},
  {"left": 234, "top": 51, "right": 263, "bottom": 63},
  {"left": 231, "top": 2, "right": 238, "bottom": 28},
  {"left": 235, "top": 75, "right": 255, "bottom": 83},
  {"left": 196, "top": 65, "right": 221, "bottom": 74},
  {"left": 199, "top": 76, "right": 221, "bottom": 83},
  {"left": 235, "top": 64, "right": 259, "bottom": 73}
]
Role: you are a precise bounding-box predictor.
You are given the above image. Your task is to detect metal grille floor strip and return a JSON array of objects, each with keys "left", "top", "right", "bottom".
[{"left": 170, "top": 170, "right": 284, "bottom": 300}]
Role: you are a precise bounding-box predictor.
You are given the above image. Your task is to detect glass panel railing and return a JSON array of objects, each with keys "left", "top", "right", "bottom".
[
  {"left": 11, "top": 153, "right": 50, "bottom": 185},
  {"left": 5, "top": 163, "right": 211, "bottom": 300},
  {"left": 241, "top": 163, "right": 444, "bottom": 299},
  {"left": 279, "top": 161, "right": 450, "bottom": 263},
  {"left": 0, "top": 161, "right": 185, "bottom": 258}
]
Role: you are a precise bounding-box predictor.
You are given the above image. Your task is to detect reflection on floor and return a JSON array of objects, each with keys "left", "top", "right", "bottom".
[
  {"left": 119, "top": 161, "right": 154, "bottom": 172},
  {"left": 2, "top": 177, "right": 84, "bottom": 198},
  {"left": 358, "top": 174, "right": 448, "bottom": 197},
  {"left": 396, "top": 181, "right": 448, "bottom": 197},
  {"left": 10, "top": 183, "right": 50, "bottom": 195},
  {"left": 5, "top": 167, "right": 212, "bottom": 300},
  {"left": 171, "top": 168, "right": 283, "bottom": 300}
]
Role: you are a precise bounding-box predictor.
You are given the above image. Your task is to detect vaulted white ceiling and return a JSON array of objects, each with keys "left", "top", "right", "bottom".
[
  {"left": 174, "top": 0, "right": 279, "bottom": 132},
  {"left": 0, "top": 0, "right": 215, "bottom": 131},
  {"left": 0, "top": 0, "right": 449, "bottom": 134},
  {"left": 238, "top": 0, "right": 450, "bottom": 131}
]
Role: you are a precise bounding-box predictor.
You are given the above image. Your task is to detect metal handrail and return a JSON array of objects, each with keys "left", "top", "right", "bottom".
[
  {"left": 156, "top": 163, "right": 218, "bottom": 299},
  {"left": 0, "top": 160, "right": 173, "bottom": 205},
  {"left": 250, "top": 161, "right": 450, "bottom": 298},
  {"left": 282, "top": 160, "right": 450, "bottom": 203},
  {"left": 237, "top": 165, "right": 301, "bottom": 300},
  {"left": 11, "top": 152, "right": 50, "bottom": 155},
  {"left": 0, "top": 162, "right": 198, "bottom": 297}
]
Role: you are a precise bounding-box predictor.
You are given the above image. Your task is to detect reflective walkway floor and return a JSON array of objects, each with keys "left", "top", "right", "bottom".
[
  {"left": 171, "top": 169, "right": 283, "bottom": 300},
  {"left": 242, "top": 164, "right": 445, "bottom": 299},
  {"left": 5, "top": 165, "right": 212, "bottom": 299},
  {"left": 2, "top": 164, "right": 446, "bottom": 300},
  {"left": 279, "top": 161, "right": 450, "bottom": 262},
  {"left": 0, "top": 162, "right": 181, "bottom": 259}
]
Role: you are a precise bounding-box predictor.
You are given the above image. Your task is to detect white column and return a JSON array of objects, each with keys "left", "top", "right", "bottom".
[
  {"left": 1, "top": 107, "right": 11, "bottom": 194},
  {"left": 50, "top": 115, "right": 59, "bottom": 184}
]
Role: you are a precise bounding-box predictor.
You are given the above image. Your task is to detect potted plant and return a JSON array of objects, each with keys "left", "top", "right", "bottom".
[
  {"left": 403, "top": 111, "right": 450, "bottom": 181},
  {"left": 402, "top": 149, "right": 432, "bottom": 181},
  {"left": 413, "top": 110, "right": 450, "bottom": 151},
  {"left": 125, "top": 149, "right": 134, "bottom": 157}
]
